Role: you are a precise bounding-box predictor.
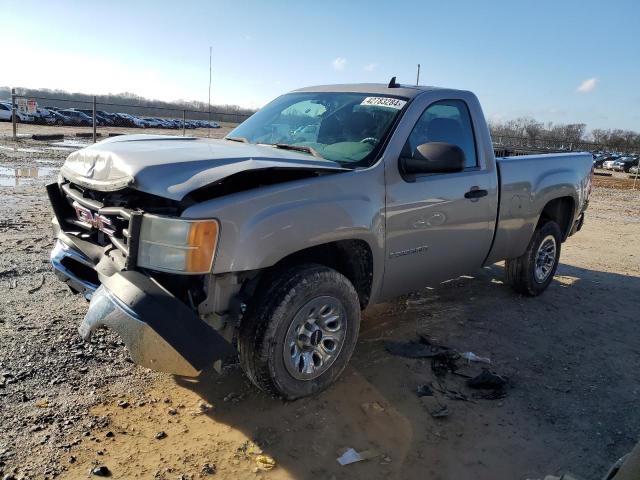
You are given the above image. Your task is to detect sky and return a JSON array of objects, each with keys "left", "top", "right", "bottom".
[{"left": 1, "top": 0, "right": 639, "bottom": 131}]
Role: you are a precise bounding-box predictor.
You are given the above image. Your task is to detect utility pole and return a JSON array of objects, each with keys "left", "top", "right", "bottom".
[
  {"left": 11, "top": 88, "right": 17, "bottom": 140},
  {"left": 92, "top": 95, "right": 97, "bottom": 144},
  {"left": 416, "top": 64, "right": 421, "bottom": 86},
  {"left": 208, "top": 46, "right": 212, "bottom": 138}
]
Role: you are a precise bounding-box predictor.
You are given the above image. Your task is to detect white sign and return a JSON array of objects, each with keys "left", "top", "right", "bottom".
[
  {"left": 360, "top": 97, "right": 407, "bottom": 110},
  {"left": 27, "top": 99, "right": 37, "bottom": 114},
  {"left": 16, "top": 98, "right": 27, "bottom": 113}
]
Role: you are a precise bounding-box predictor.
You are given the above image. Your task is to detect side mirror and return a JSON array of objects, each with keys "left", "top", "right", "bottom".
[{"left": 402, "top": 142, "right": 466, "bottom": 175}]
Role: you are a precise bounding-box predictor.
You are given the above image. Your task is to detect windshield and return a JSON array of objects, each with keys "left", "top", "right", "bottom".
[{"left": 228, "top": 92, "right": 407, "bottom": 167}]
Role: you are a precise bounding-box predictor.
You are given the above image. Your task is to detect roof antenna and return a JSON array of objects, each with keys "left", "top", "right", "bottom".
[{"left": 388, "top": 76, "right": 400, "bottom": 88}]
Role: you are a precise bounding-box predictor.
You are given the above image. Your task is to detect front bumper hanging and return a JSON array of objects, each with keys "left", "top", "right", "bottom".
[{"left": 79, "top": 270, "right": 236, "bottom": 377}]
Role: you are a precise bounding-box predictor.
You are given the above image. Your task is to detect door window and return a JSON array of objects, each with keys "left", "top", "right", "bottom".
[{"left": 404, "top": 100, "right": 477, "bottom": 169}]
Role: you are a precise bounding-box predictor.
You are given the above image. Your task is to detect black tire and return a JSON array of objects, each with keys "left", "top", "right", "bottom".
[
  {"left": 505, "top": 221, "right": 562, "bottom": 296},
  {"left": 238, "top": 264, "right": 360, "bottom": 400}
]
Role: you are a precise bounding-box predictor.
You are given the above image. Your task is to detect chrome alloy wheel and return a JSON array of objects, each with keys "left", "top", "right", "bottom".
[
  {"left": 534, "top": 235, "right": 557, "bottom": 283},
  {"left": 284, "top": 296, "right": 347, "bottom": 380}
]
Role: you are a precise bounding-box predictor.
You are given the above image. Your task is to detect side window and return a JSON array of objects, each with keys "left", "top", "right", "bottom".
[{"left": 404, "top": 99, "right": 477, "bottom": 169}]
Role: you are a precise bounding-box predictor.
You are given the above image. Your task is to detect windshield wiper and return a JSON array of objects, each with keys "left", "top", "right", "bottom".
[
  {"left": 271, "top": 143, "right": 324, "bottom": 159},
  {"left": 225, "top": 136, "right": 249, "bottom": 143}
]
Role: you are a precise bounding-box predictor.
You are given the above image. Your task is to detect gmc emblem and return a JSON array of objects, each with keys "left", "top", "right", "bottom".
[{"left": 72, "top": 202, "right": 115, "bottom": 236}]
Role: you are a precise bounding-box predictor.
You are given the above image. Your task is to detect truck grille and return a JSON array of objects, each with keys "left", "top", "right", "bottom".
[{"left": 47, "top": 182, "right": 143, "bottom": 268}]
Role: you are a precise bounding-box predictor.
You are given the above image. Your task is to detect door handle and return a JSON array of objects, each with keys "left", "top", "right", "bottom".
[{"left": 464, "top": 188, "right": 488, "bottom": 199}]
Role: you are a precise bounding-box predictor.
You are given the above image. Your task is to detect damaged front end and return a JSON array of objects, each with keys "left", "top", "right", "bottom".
[{"left": 47, "top": 180, "right": 235, "bottom": 377}]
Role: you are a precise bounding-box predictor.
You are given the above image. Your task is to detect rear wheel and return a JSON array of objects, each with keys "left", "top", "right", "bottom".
[
  {"left": 505, "top": 221, "right": 562, "bottom": 296},
  {"left": 238, "top": 264, "right": 360, "bottom": 399}
]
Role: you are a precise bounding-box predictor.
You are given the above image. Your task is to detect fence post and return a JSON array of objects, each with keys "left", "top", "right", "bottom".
[
  {"left": 92, "top": 95, "right": 97, "bottom": 144},
  {"left": 182, "top": 110, "right": 186, "bottom": 136},
  {"left": 11, "top": 88, "right": 17, "bottom": 141}
]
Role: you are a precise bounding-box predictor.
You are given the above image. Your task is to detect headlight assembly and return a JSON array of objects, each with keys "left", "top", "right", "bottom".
[{"left": 137, "top": 215, "right": 219, "bottom": 274}]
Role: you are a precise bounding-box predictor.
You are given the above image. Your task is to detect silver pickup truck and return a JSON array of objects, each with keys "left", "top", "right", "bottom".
[{"left": 47, "top": 82, "right": 593, "bottom": 399}]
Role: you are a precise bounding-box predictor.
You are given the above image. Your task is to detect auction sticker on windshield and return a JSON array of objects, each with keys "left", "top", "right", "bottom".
[{"left": 360, "top": 97, "right": 407, "bottom": 109}]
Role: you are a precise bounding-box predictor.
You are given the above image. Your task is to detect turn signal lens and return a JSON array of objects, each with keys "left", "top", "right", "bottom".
[{"left": 186, "top": 220, "right": 218, "bottom": 273}]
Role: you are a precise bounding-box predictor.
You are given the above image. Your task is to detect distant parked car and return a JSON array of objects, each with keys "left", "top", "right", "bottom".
[
  {"left": 47, "top": 110, "right": 73, "bottom": 126},
  {"left": 58, "top": 109, "right": 92, "bottom": 126},
  {"left": 0, "top": 102, "right": 12, "bottom": 122},
  {"left": 602, "top": 158, "right": 618, "bottom": 170},
  {"left": 32, "top": 108, "right": 57, "bottom": 125},
  {"left": 112, "top": 113, "right": 146, "bottom": 128},
  {"left": 96, "top": 111, "right": 120, "bottom": 125},
  {"left": 612, "top": 157, "right": 639, "bottom": 172},
  {"left": 75, "top": 109, "right": 113, "bottom": 126},
  {"left": 0, "top": 102, "right": 35, "bottom": 123},
  {"left": 629, "top": 165, "right": 640, "bottom": 175},
  {"left": 142, "top": 117, "right": 164, "bottom": 128}
]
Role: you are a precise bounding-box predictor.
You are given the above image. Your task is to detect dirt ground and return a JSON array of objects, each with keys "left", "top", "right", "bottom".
[{"left": 1, "top": 134, "right": 639, "bottom": 480}]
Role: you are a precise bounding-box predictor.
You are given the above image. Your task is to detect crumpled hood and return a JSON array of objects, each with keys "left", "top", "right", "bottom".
[{"left": 60, "top": 134, "right": 345, "bottom": 201}]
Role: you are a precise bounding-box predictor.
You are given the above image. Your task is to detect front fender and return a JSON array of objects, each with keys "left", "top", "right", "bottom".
[{"left": 181, "top": 166, "right": 386, "bottom": 290}]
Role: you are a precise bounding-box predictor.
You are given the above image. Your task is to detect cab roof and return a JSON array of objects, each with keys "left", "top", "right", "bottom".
[{"left": 291, "top": 83, "right": 449, "bottom": 99}]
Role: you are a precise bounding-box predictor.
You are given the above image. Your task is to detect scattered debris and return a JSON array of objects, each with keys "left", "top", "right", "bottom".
[
  {"left": 431, "top": 350, "right": 460, "bottom": 377},
  {"left": 105, "top": 431, "right": 114, "bottom": 438},
  {"left": 192, "top": 401, "right": 213, "bottom": 415},
  {"left": 384, "top": 334, "right": 452, "bottom": 359},
  {"left": 154, "top": 431, "right": 167, "bottom": 440},
  {"left": 201, "top": 463, "right": 217, "bottom": 475},
  {"left": 419, "top": 390, "right": 451, "bottom": 418},
  {"left": 416, "top": 384, "right": 433, "bottom": 397},
  {"left": 430, "top": 406, "right": 450, "bottom": 418},
  {"left": 337, "top": 448, "right": 380, "bottom": 466},
  {"left": 34, "top": 398, "right": 49, "bottom": 408},
  {"left": 90, "top": 465, "right": 111, "bottom": 477},
  {"left": 460, "top": 351, "right": 491, "bottom": 364},
  {"left": 384, "top": 340, "right": 447, "bottom": 358},
  {"left": 117, "top": 400, "right": 129, "bottom": 409},
  {"left": 167, "top": 407, "right": 178, "bottom": 415},
  {"left": 255, "top": 454, "right": 276, "bottom": 471},
  {"left": 467, "top": 370, "right": 507, "bottom": 390}
]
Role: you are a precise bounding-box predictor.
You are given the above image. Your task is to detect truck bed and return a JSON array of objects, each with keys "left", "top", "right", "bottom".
[{"left": 485, "top": 152, "right": 593, "bottom": 264}]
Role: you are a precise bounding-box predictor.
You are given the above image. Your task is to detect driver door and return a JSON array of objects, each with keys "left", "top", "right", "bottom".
[{"left": 381, "top": 98, "right": 498, "bottom": 300}]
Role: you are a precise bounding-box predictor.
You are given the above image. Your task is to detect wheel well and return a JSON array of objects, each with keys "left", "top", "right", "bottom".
[
  {"left": 538, "top": 197, "right": 575, "bottom": 240},
  {"left": 269, "top": 240, "right": 374, "bottom": 309}
]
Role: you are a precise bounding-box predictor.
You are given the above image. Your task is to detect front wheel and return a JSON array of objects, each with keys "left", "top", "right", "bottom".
[
  {"left": 505, "top": 221, "right": 562, "bottom": 296},
  {"left": 238, "top": 264, "right": 360, "bottom": 399}
]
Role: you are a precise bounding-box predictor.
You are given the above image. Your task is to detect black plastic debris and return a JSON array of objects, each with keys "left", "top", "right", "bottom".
[
  {"left": 416, "top": 384, "right": 433, "bottom": 397},
  {"left": 90, "top": 465, "right": 111, "bottom": 477},
  {"left": 384, "top": 340, "right": 447, "bottom": 358},
  {"left": 430, "top": 350, "right": 459, "bottom": 377},
  {"left": 467, "top": 370, "right": 508, "bottom": 399},
  {"left": 467, "top": 370, "right": 507, "bottom": 389}
]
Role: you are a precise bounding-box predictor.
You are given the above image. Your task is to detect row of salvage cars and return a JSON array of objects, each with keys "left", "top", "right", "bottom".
[
  {"left": 594, "top": 153, "right": 639, "bottom": 173},
  {"left": 0, "top": 102, "right": 221, "bottom": 129}
]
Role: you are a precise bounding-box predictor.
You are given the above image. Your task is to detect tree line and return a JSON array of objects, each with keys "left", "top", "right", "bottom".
[{"left": 489, "top": 117, "right": 639, "bottom": 153}]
